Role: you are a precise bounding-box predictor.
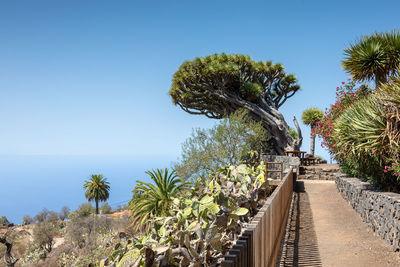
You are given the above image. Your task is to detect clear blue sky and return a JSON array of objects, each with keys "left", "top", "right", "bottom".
[{"left": 1, "top": 0, "right": 399, "bottom": 161}]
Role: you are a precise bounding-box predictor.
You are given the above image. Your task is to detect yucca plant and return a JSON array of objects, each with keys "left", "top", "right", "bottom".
[
  {"left": 129, "top": 168, "right": 187, "bottom": 231},
  {"left": 333, "top": 95, "right": 386, "bottom": 161},
  {"left": 342, "top": 30, "right": 400, "bottom": 88}
]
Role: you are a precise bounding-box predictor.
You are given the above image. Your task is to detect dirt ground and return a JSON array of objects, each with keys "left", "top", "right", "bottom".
[{"left": 278, "top": 180, "right": 400, "bottom": 267}]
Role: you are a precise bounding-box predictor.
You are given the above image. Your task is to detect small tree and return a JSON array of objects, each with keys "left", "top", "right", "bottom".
[
  {"left": 46, "top": 211, "right": 59, "bottom": 222},
  {"left": 129, "top": 169, "right": 187, "bottom": 231},
  {"left": 59, "top": 206, "right": 70, "bottom": 221},
  {"left": 32, "top": 222, "right": 58, "bottom": 253},
  {"left": 0, "top": 216, "right": 10, "bottom": 226},
  {"left": 83, "top": 175, "right": 110, "bottom": 215},
  {"left": 302, "top": 107, "right": 324, "bottom": 156},
  {"left": 169, "top": 53, "right": 303, "bottom": 154},
  {"left": 22, "top": 215, "right": 33, "bottom": 225},
  {"left": 175, "top": 109, "right": 268, "bottom": 180},
  {"left": 34, "top": 209, "right": 49, "bottom": 223}
]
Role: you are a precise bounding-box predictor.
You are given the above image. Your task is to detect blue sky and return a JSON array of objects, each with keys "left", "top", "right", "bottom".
[{"left": 1, "top": 0, "right": 399, "bottom": 161}]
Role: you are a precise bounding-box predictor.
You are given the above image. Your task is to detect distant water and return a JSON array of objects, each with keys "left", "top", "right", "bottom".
[{"left": 0, "top": 155, "right": 174, "bottom": 224}]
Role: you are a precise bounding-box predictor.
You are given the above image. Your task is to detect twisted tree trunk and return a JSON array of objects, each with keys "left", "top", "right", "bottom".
[
  {"left": 210, "top": 93, "right": 302, "bottom": 154},
  {"left": 0, "top": 234, "right": 19, "bottom": 267}
]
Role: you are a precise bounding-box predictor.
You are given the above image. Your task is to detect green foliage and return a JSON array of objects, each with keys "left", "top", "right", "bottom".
[
  {"left": 65, "top": 215, "right": 115, "bottom": 250},
  {"left": 175, "top": 109, "right": 268, "bottom": 180},
  {"left": 69, "top": 203, "right": 96, "bottom": 219},
  {"left": 239, "top": 82, "right": 263, "bottom": 101},
  {"left": 74, "top": 247, "right": 111, "bottom": 267},
  {"left": 342, "top": 30, "right": 400, "bottom": 87},
  {"left": 169, "top": 53, "right": 300, "bottom": 117},
  {"left": 117, "top": 161, "right": 271, "bottom": 266},
  {"left": 333, "top": 96, "right": 386, "bottom": 160},
  {"left": 289, "top": 127, "right": 298, "bottom": 140},
  {"left": 23, "top": 246, "right": 47, "bottom": 263},
  {"left": 319, "top": 78, "right": 400, "bottom": 190},
  {"left": 100, "top": 202, "right": 113, "bottom": 214},
  {"left": 84, "top": 174, "right": 110, "bottom": 214},
  {"left": 57, "top": 252, "right": 77, "bottom": 266},
  {"left": 129, "top": 169, "right": 187, "bottom": 232},
  {"left": 0, "top": 216, "right": 10, "bottom": 225},
  {"left": 33, "top": 222, "right": 59, "bottom": 253},
  {"left": 59, "top": 206, "right": 70, "bottom": 221},
  {"left": 301, "top": 107, "right": 324, "bottom": 127},
  {"left": 22, "top": 215, "right": 33, "bottom": 225}
]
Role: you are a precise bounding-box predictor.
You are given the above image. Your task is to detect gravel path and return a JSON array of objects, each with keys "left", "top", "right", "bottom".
[{"left": 278, "top": 180, "right": 400, "bottom": 267}]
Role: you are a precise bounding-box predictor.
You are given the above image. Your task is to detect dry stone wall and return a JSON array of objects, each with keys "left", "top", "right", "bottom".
[
  {"left": 299, "top": 165, "right": 338, "bottom": 180},
  {"left": 335, "top": 172, "right": 400, "bottom": 251}
]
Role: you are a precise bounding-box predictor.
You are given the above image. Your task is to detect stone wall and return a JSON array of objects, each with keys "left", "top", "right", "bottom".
[
  {"left": 335, "top": 172, "right": 400, "bottom": 251},
  {"left": 261, "top": 154, "right": 300, "bottom": 173},
  {"left": 299, "top": 165, "right": 339, "bottom": 180}
]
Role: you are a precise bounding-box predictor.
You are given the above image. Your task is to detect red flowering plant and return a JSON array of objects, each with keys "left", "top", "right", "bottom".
[
  {"left": 313, "top": 79, "right": 371, "bottom": 158},
  {"left": 315, "top": 78, "right": 400, "bottom": 190}
]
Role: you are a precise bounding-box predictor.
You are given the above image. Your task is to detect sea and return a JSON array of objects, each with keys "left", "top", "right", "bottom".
[{"left": 0, "top": 154, "right": 175, "bottom": 224}]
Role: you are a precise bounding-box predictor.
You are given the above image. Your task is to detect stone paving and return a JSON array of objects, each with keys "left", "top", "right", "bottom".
[{"left": 277, "top": 180, "right": 400, "bottom": 267}]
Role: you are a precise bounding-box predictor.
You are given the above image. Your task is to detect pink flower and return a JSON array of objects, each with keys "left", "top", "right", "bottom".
[
  {"left": 396, "top": 173, "right": 399, "bottom": 177},
  {"left": 384, "top": 170, "right": 388, "bottom": 173},
  {"left": 342, "top": 82, "right": 345, "bottom": 84},
  {"left": 372, "top": 150, "right": 376, "bottom": 155}
]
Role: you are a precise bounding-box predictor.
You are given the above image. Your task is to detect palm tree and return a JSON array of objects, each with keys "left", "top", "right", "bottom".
[
  {"left": 302, "top": 107, "right": 324, "bottom": 156},
  {"left": 83, "top": 174, "right": 110, "bottom": 215},
  {"left": 129, "top": 168, "right": 187, "bottom": 231},
  {"left": 342, "top": 30, "right": 400, "bottom": 88}
]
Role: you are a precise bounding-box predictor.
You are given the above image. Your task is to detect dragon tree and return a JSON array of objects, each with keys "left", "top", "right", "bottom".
[{"left": 169, "top": 53, "right": 302, "bottom": 154}]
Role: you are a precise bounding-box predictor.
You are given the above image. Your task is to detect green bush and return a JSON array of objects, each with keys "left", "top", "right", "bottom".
[
  {"left": 317, "top": 78, "right": 400, "bottom": 191},
  {"left": 68, "top": 203, "right": 96, "bottom": 219},
  {"left": 120, "top": 161, "right": 270, "bottom": 266},
  {"left": 0, "top": 216, "right": 10, "bottom": 225},
  {"left": 289, "top": 127, "right": 298, "bottom": 140},
  {"left": 174, "top": 109, "right": 268, "bottom": 180}
]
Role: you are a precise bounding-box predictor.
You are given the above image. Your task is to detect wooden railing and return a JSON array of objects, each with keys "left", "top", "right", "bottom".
[
  {"left": 264, "top": 161, "right": 283, "bottom": 181},
  {"left": 221, "top": 168, "right": 294, "bottom": 267}
]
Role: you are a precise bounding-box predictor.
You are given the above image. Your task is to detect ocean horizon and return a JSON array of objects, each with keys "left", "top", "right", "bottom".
[{"left": 0, "top": 154, "right": 176, "bottom": 224}]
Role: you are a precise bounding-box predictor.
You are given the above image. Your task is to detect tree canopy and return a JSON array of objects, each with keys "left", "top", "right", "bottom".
[
  {"left": 302, "top": 107, "right": 324, "bottom": 156},
  {"left": 301, "top": 107, "right": 324, "bottom": 127},
  {"left": 169, "top": 53, "right": 302, "bottom": 154},
  {"left": 83, "top": 174, "right": 110, "bottom": 215}
]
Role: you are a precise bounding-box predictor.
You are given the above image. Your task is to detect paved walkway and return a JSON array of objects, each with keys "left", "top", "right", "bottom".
[{"left": 278, "top": 180, "right": 400, "bottom": 267}]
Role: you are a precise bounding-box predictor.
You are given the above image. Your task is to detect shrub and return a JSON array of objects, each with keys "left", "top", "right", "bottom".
[
  {"left": 59, "top": 206, "right": 70, "bottom": 221},
  {"left": 32, "top": 222, "right": 59, "bottom": 253},
  {"left": 34, "top": 209, "right": 49, "bottom": 223},
  {"left": 129, "top": 168, "right": 187, "bottom": 232},
  {"left": 289, "top": 127, "right": 298, "bottom": 140},
  {"left": 174, "top": 109, "right": 268, "bottom": 180},
  {"left": 68, "top": 203, "right": 95, "bottom": 219},
  {"left": 65, "top": 216, "right": 114, "bottom": 249},
  {"left": 316, "top": 78, "right": 400, "bottom": 190},
  {"left": 22, "top": 215, "right": 33, "bottom": 225},
  {"left": 100, "top": 202, "right": 113, "bottom": 215},
  {"left": 0, "top": 216, "right": 10, "bottom": 225}
]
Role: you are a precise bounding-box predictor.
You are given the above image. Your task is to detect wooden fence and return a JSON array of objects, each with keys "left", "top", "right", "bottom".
[{"left": 221, "top": 168, "right": 294, "bottom": 267}]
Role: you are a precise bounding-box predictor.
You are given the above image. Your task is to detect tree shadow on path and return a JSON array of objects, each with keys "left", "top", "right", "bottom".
[{"left": 277, "top": 181, "right": 323, "bottom": 267}]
